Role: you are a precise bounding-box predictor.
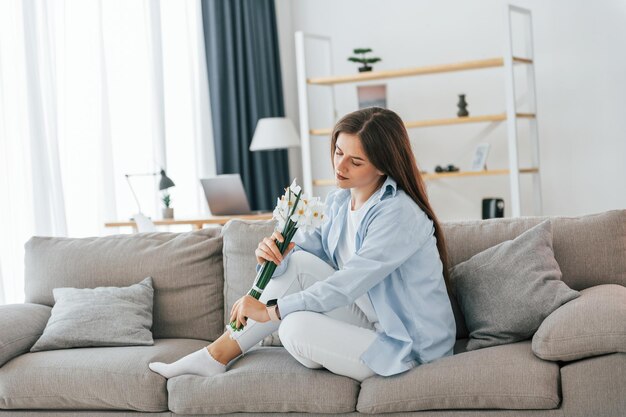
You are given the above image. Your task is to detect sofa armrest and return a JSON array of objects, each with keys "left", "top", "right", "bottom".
[
  {"left": 532, "top": 284, "right": 626, "bottom": 362},
  {"left": 0, "top": 303, "right": 51, "bottom": 367}
]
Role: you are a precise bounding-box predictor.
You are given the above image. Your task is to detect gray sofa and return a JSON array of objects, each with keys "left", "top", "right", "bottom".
[{"left": 1, "top": 210, "right": 625, "bottom": 416}]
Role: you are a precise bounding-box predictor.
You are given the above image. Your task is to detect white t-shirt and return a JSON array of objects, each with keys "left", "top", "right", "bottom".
[{"left": 335, "top": 192, "right": 382, "bottom": 333}]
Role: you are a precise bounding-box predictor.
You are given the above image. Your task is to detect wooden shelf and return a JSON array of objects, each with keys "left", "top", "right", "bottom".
[
  {"left": 307, "top": 57, "right": 533, "bottom": 86},
  {"left": 309, "top": 113, "right": 535, "bottom": 136},
  {"left": 296, "top": 10, "right": 542, "bottom": 217},
  {"left": 422, "top": 168, "right": 538, "bottom": 180},
  {"left": 312, "top": 168, "right": 539, "bottom": 186}
]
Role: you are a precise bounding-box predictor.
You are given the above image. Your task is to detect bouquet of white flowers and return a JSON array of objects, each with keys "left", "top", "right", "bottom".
[{"left": 229, "top": 179, "right": 327, "bottom": 331}]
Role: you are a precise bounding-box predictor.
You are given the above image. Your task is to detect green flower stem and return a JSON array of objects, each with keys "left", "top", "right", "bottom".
[{"left": 230, "top": 190, "right": 302, "bottom": 331}]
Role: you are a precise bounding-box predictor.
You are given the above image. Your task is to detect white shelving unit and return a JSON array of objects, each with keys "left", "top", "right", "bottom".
[{"left": 294, "top": 4, "right": 542, "bottom": 218}]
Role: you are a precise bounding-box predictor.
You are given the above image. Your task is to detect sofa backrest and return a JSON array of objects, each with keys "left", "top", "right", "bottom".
[
  {"left": 221, "top": 220, "right": 274, "bottom": 328},
  {"left": 443, "top": 209, "right": 626, "bottom": 290},
  {"left": 23, "top": 209, "right": 623, "bottom": 343},
  {"left": 222, "top": 209, "right": 626, "bottom": 340},
  {"left": 24, "top": 228, "right": 225, "bottom": 342}
]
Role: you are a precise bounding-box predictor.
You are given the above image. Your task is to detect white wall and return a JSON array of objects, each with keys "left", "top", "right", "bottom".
[
  {"left": 275, "top": 0, "right": 626, "bottom": 221},
  {"left": 275, "top": 0, "right": 303, "bottom": 186}
]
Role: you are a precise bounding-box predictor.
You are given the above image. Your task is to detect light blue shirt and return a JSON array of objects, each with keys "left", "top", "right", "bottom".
[{"left": 259, "top": 175, "right": 456, "bottom": 376}]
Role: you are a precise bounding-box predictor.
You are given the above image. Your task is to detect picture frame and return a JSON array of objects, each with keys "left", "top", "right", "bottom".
[
  {"left": 357, "top": 84, "right": 387, "bottom": 109},
  {"left": 470, "top": 143, "right": 490, "bottom": 171}
]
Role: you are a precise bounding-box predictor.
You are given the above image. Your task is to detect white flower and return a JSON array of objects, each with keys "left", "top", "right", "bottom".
[
  {"left": 273, "top": 195, "right": 290, "bottom": 231},
  {"left": 309, "top": 198, "right": 326, "bottom": 224},
  {"left": 289, "top": 199, "right": 308, "bottom": 225},
  {"left": 299, "top": 191, "right": 312, "bottom": 207},
  {"left": 288, "top": 178, "right": 301, "bottom": 196},
  {"left": 280, "top": 184, "right": 299, "bottom": 213},
  {"left": 288, "top": 194, "right": 298, "bottom": 209},
  {"left": 297, "top": 197, "right": 327, "bottom": 233},
  {"left": 277, "top": 196, "right": 289, "bottom": 216}
]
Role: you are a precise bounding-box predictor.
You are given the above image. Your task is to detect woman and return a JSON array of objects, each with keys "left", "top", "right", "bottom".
[{"left": 149, "top": 107, "right": 456, "bottom": 382}]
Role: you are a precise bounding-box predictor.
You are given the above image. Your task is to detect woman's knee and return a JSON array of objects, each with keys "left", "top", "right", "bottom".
[
  {"left": 289, "top": 250, "right": 321, "bottom": 268},
  {"left": 288, "top": 251, "right": 336, "bottom": 280},
  {"left": 279, "top": 311, "right": 324, "bottom": 368},
  {"left": 266, "top": 251, "right": 312, "bottom": 285},
  {"left": 278, "top": 311, "right": 316, "bottom": 343},
  {"left": 273, "top": 250, "right": 312, "bottom": 279}
]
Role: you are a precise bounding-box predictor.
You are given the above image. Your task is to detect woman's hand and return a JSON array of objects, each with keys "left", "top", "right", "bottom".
[
  {"left": 230, "top": 295, "right": 270, "bottom": 329},
  {"left": 255, "top": 231, "right": 296, "bottom": 266}
]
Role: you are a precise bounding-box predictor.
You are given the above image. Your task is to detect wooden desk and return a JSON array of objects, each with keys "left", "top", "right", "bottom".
[{"left": 105, "top": 213, "right": 273, "bottom": 231}]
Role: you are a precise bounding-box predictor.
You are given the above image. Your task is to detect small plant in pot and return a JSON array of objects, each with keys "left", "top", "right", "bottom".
[
  {"left": 348, "top": 48, "right": 381, "bottom": 72},
  {"left": 162, "top": 192, "right": 174, "bottom": 219}
]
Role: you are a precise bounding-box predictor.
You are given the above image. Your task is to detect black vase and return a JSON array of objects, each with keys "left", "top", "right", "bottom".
[{"left": 457, "top": 94, "right": 469, "bottom": 117}]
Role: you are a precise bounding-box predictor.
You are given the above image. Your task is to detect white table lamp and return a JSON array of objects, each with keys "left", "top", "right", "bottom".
[{"left": 249, "top": 117, "right": 300, "bottom": 151}]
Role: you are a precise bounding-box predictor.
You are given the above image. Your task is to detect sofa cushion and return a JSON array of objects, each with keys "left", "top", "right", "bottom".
[
  {"left": 30, "top": 277, "right": 155, "bottom": 352},
  {"left": 559, "top": 352, "right": 626, "bottom": 417},
  {"left": 167, "top": 346, "right": 360, "bottom": 414},
  {"left": 450, "top": 220, "right": 580, "bottom": 351},
  {"left": 222, "top": 220, "right": 280, "bottom": 346},
  {"left": 0, "top": 303, "right": 51, "bottom": 367},
  {"left": 0, "top": 338, "right": 208, "bottom": 411},
  {"left": 532, "top": 284, "right": 626, "bottom": 361},
  {"left": 24, "top": 228, "right": 224, "bottom": 341},
  {"left": 357, "top": 340, "right": 560, "bottom": 413}
]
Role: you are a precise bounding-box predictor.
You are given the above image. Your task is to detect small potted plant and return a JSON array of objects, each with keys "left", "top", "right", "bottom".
[
  {"left": 348, "top": 48, "right": 381, "bottom": 72},
  {"left": 162, "top": 192, "right": 174, "bottom": 219}
]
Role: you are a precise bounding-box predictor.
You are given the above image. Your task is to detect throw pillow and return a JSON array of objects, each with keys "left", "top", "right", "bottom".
[
  {"left": 450, "top": 219, "right": 580, "bottom": 351},
  {"left": 532, "top": 284, "right": 626, "bottom": 361},
  {"left": 30, "top": 277, "right": 154, "bottom": 352}
]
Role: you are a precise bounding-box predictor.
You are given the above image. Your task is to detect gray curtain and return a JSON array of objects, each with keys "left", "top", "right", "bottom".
[{"left": 201, "top": 0, "right": 289, "bottom": 211}]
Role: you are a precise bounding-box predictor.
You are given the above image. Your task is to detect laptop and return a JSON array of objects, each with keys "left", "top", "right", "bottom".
[{"left": 200, "top": 174, "right": 268, "bottom": 216}]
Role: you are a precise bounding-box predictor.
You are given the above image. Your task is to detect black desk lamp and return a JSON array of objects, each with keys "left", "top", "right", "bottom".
[{"left": 125, "top": 169, "right": 175, "bottom": 216}]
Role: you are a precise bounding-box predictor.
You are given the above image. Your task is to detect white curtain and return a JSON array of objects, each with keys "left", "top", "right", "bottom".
[{"left": 0, "top": 0, "right": 216, "bottom": 305}]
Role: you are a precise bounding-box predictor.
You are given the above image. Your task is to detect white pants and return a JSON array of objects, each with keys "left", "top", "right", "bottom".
[{"left": 226, "top": 250, "right": 379, "bottom": 382}]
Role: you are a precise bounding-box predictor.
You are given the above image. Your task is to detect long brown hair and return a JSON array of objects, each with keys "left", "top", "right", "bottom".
[{"left": 330, "top": 107, "right": 452, "bottom": 295}]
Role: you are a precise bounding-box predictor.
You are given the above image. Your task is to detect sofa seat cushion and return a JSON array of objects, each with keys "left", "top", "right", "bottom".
[
  {"left": 560, "top": 352, "right": 626, "bottom": 417},
  {"left": 167, "top": 346, "right": 360, "bottom": 415},
  {"left": 357, "top": 340, "right": 560, "bottom": 414},
  {"left": 0, "top": 338, "right": 208, "bottom": 411}
]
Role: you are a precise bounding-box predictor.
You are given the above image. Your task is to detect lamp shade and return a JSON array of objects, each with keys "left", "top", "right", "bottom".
[
  {"left": 159, "top": 169, "right": 175, "bottom": 190},
  {"left": 249, "top": 117, "right": 300, "bottom": 151}
]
